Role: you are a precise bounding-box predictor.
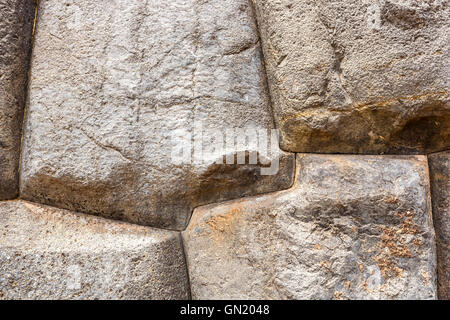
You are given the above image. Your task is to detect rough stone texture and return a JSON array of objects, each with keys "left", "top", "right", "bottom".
[
  {"left": 0, "top": 200, "right": 190, "bottom": 300},
  {"left": 20, "top": 0, "right": 294, "bottom": 231},
  {"left": 252, "top": 0, "right": 449, "bottom": 154},
  {"left": 0, "top": 0, "right": 35, "bottom": 199},
  {"left": 428, "top": 151, "right": 449, "bottom": 300},
  {"left": 184, "top": 154, "right": 437, "bottom": 299}
]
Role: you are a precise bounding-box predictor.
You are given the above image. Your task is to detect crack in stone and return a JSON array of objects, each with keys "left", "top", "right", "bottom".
[
  {"left": 76, "top": 127, "right": 134, "bottom": 163},
  {"left": 223, "top": 40, "right": 260, "bottom": 56},
  {"left": 314, "top": 2, "right": 354, "bottom": 106}
]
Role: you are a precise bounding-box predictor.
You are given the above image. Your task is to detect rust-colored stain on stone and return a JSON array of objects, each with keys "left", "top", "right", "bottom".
[{"left": 373, "top": 210, "right": 423, "bottom": 279}]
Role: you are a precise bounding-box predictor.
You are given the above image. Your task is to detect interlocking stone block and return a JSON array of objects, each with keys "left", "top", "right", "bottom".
[
  {"left": 0, "top": 200, "right": 190, "bottom": 299},
  {"left": 252, "top": 0, "right": 449, "bottom": 154},
  {"left": 184, "top": 154, "right": 437, "bottom": 299},
  {"left": 20, "top": 0, "right": 294, "bottom": 230}
]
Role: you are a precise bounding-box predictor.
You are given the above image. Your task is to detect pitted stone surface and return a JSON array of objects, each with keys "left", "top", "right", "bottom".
[
  {"left": 428, "top": 151, "right": 450, "bottom": 300},
  {"left": 252, "top": 0, "right": 449, "bottom": 154},
  {"left": 20, "top": 0, "right": 294, "bottom": 230},
  {"left": 0, "top": 200, "right": 189, "bottom": 300},
  {"left": 0, "top": 0, "right": 35, "bottom": 199},
  {"left": 183, "top": 154, "right": 437, "bottom": 299}
]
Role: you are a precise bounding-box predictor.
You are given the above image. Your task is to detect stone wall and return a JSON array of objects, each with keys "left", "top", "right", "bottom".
[{"left": 0, "top": 0, "right": 448, "bottom": 299}]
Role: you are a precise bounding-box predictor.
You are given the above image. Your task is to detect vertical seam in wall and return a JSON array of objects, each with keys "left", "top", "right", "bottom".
[
  {"left": 248, "top": 0, "right": 277, "bottom": 131},
  {"left": 179, "top": 232, "right": 193, "bottom": 300},
  {"left": 292, "top": 153, "right": 300, "bottom": 188},
  {"left": 17, "top": 0, "right": 39, "bottom": 196},
  {"left": 247, "top": 0, "right": 298, "bottom": 191},
  {"left": 426, "top": 154, "right": 441, "bottom": 300}
]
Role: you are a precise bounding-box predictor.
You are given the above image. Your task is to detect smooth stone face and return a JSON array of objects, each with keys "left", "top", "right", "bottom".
[
  {"left": 428, "top": 151, "right": 449, "bottom": 300},
  {"left": 0, "top": 0, "right": 35, "bottom": 199},
  {"left": 252, "top": 0, "right": 449, "bottom": 154},
  {"left": 184, "top": 154, "right": 437, "bottom": 299},
  {"left": 20, "top": 0, "right": 294, "bottom": 230},
  {"left": 0, "top": 200, "right": 190, "bottom": 300}
]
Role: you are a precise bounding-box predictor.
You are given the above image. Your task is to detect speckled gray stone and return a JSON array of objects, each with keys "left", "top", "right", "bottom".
[
  {"left": 428, "top": 151, "right": 450, "bottom": 300},
  {"left": 0, "top": 200, "right": 190, "bottom": 300},
  {"left": 252, "top": 0, "right": 449, "bottom": 154},
  {"left": 183, "top": 154, "right": 437, "bottom": 299},
  {"left": 20, "top": 0, "right": 294, "bottom": 231},
  {"left": 0, "top": 0, "right": 35, "bottom": 199}
]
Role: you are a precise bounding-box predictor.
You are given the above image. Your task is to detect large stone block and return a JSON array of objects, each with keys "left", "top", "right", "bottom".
[
  {"left": 183, "top": 154, "right": 437, "bottom": 299},
  {"left": 20, "top": 0, "right": 294, "bottom": 230},
  {"left": 428, "top": 151, "right": 449, "bottom": 299},
  {"left": 0, "top": 200, "right": 189, "bottom": 299},
  {"left": 252, "top": 0, "right": 449, "bottom": 154},
  {"left": 0, "top": 0, "right": 35, "bottom": 199}
]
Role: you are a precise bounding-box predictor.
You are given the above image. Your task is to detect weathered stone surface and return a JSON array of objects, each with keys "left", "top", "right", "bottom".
[
  {"left": 0, "top": 0, "right": 35, "bottom": 199},
  {"left": 0, "top": 200, "right": 189, "bottom": 299},
  {"left": 252, "top": 0, "right": 449, "bottom": 154},
  {"left": 183, "top": 154, "right": 437, "bottom": 299},
  {"left": 20, "top": 0, "right": 294, "bottom": 230},
  {"left": 428, "top": 151, "right": 449, "bottom": 300}
]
